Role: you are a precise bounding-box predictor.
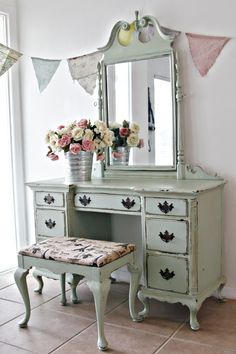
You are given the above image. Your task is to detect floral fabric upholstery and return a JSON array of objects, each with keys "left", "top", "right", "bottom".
[{"left": 19, "top": 237, "right": 136, "bottom": 268}]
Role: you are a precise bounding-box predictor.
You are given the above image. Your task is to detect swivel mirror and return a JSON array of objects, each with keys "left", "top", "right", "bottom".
[{"left": 98, "top": 12, "right": 181, "bottom": 172}]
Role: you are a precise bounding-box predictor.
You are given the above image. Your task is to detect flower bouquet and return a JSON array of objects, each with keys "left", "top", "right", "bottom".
[
  {"left": 45, "top": 119, "right": 113, "bottom": 160},
  {"left": 45, "top": 119, "right": 113, "bottom": 183},
  {"left": 109, "top": 120, "right": 144, "bottom": 164}
]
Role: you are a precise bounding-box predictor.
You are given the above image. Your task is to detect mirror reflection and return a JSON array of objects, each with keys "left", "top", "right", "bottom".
[{"left": 106, "top": 55, "right": 175, "bottom": 168}]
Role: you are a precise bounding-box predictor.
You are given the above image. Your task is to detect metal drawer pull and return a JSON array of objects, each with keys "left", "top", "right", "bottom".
[
  {"left": 45, "top": 219, "right": 56, "bottom": 229},
  {"left": 121, "top": 197, "right": 136, "bottom": 209},
  {"left": 159, "top": 230, "right": 175, "bottom": 243},
  {"left": 79, "top": 195, "right": 91, "bottom": 206},
  {"left": 158, "top": 201, "right": 174, "bottom": 214},
  {"left": 44, "top": 193, "right": 55, "bottom": 205},
  {"left": 160, "top": 268, "right": 175, "bottom": 280}
]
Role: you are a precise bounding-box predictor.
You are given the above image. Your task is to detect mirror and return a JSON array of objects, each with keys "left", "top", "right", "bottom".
[{"left": 98, "top": 12, "right": 180, "bottom": 172}]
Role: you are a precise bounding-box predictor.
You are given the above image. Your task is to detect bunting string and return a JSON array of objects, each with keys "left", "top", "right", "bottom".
[{"left": 0, "top": 30, "right": 232, "bottom": 95}]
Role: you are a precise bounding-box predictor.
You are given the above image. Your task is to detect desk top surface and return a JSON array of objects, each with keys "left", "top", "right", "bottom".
[{"left": 27, "top": 176, "right": 225, "bottom": 195}]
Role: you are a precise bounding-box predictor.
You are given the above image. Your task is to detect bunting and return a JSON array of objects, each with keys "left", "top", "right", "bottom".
[
  {"left": 186, "top": 33, "right": 230, "bottom": 76},
  {"left": 67, "top": 52, "right": 103, "bottom": 94},
  {"left": 0, "top": 30, "right": 233, "bottom": 95},
  {"left": 0, "top": 43, "right": 22, "bottom": 77},
  {"left": 31, "top": 58, "right": 61, "bottom": 92}
]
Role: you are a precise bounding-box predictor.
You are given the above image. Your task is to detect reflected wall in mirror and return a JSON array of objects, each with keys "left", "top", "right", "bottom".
[{"left": 106, "top": 55, "right": 175, "bottom": 167}]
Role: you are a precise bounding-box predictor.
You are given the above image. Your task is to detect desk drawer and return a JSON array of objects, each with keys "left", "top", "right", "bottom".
[
  {"left": 147, "top": 254, "right": 188, "bottom": 294},
  {"left": 146, "top": 219, "right": 188, "bottom": 254},
  {"left": 75, "top": 193, "right": 141, "bottom": 212},
  {"left": 36, "top": 209, "right": 66, "bottom": 237},
  {"left": 35, "top": 192, "right": 64, "bottom": 207},
  {"left": 146, "top": 198, "right": 187, "bottom": 216}
]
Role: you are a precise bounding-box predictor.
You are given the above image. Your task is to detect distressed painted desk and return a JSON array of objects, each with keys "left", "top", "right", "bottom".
[{"left": 27, "top": 176, "right": 225, "bottom": 329}]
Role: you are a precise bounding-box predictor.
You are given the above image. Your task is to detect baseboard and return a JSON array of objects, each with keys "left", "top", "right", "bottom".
[{"left": 222, "top": 285, "right": 236, "bottom": 300}]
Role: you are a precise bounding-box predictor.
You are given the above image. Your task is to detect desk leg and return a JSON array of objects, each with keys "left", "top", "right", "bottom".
[{"left": 14, "top": 268, "right": 31, "bottom": 327}]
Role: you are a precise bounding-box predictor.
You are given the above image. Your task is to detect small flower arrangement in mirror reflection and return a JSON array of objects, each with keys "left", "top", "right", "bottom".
[
  {"left": 45, "top": 119, "right": 113, "bottom": 161},
  {"left": 109, "top": 120, "right": 144, "bottom": 157}
]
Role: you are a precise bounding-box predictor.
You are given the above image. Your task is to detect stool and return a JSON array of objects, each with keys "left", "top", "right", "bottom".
[{"left": 14, "top": 237, "right": 143, "bottom": 351}]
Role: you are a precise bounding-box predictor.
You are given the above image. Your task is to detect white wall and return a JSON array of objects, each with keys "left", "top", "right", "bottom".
[{"left": 16, "top": 0, "right": 236, "bottom": 298}]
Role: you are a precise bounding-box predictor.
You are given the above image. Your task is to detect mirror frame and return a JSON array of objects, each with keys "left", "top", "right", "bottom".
[{"left": 98, "top": 13, "right": 184, "bottom": 178}]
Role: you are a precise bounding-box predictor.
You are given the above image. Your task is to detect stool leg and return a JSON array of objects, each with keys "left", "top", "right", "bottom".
[
  {"left": 127, "top": 264, "right": 144, "bottom": 322},
  {"left": 67, "top": 274, "right": 84, "bottom": 304},
  {"left": 60, "top": 273, "right": 67, "bottom": 306},
  {"left": 87, "top": 278, "right": 111, "bottom": 351},
  {"left": 32, "top": 269, "right": 44, "bottom": 294},
  {"left": 14, "top": 268, "right": 31, "bottom": 328}
]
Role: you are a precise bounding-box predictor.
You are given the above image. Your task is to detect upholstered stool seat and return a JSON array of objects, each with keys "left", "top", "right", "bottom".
[{"left": 15, "top": 237, "right": 142, "bottom": 351}]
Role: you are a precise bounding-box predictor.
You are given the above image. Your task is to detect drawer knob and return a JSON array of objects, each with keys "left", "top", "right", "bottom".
[
  {"left": 45, "top": 218, "right": 56, "bottom": 229},
  {"left": 160, "top": 268, "right": 175, "bottom": 280},
  {"left": 44, "top": 193, "right": 55, "bottom": 205},
  {"left": 79, "top": 195, "right": 91, "bottom": 206},
  {"left": 158, "top": 201, "right": 174, "bottom": 214},
  {"left": 121, "top": 197, "right": 136, "bottom": 209},
  {"left": 159, "top": 230, "right": 175, "bottom": 243}
]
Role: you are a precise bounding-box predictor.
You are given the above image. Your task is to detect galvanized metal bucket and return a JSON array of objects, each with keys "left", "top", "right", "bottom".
[
  {"left": 110, "top": 146, "right": 130, "bottom": 166},
  {"left": 64, "top": 151, "right": 93, "bottom": 184}
]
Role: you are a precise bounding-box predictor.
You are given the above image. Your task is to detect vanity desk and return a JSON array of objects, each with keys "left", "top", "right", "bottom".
[
  {"left": 28, "top": 175, "right": 225, "bottom": 330},
  {"left": 29, "top": 12, "right": 226, "bottom": 330}
]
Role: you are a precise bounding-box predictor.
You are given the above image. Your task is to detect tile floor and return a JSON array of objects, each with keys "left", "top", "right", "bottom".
[{"left": 0, "top": 270, "right": 235, "bottom": 354}]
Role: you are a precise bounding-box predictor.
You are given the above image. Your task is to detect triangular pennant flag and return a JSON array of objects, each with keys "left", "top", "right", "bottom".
[
  {"left": 67, "top": 51, "right": 103, "bottom": 95},
  {"left": 78, "top": 73, "right": 98, "bottom": 95},
  {"left": 0, "top": 43, "right": 22, "bottom": 76},
  {"left": 186, "top": 33, "right": 230, "bottom": 76},
  {"left": 31, "top": 57, "right": 61, "bottom": 92}
]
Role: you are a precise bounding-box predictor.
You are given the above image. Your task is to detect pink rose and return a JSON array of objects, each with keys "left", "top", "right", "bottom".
[
  {"left": 96, "top": 153, "right": 105, "bottom": 161},
  {"left": 48, "top": 153, "right": 59, "bottom": 161},
  {"left": 137, "top": 138, "right": 144, "bottom": 148},
  {"left": 78, "top": 119, "right": 88, "bottom": 129},
  {"left": 69, "top": 143, "right": 82, "bottom": 154},
  {"left": 82, "top": 139, "right": 95, "bottom": 151},
  {"left": 112, "top": 151, "right": 123, "bottom": 158},
  {"left": 119, "top": 127, "right": 129, "bottom": 137},
  {"left": 58, "top": 134, "right": 71, "bottom": 148},
  {"left": 57, "top": 125, "right": 65, "bottom": 130}
]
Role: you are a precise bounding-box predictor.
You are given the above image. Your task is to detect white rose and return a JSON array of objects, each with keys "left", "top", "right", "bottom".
[
  {"left": 130, "top": 123, "right": 140, "bottom": 134},
  {"left": 45, "top": 130, "right": 55, "bottom": 144},
  {"left": 84, "top": 129, "right": 94, "bottom": 141},
  {"left": 49, "top": 135, "right": 60, "bottom": 151},
  {"left": 103, "top": 133, "right": 113, "bottom": 146},
  {"left": 94, "top": 120, "right": 107, "bottom": 131},
  {"left": 127, "top": 133, "right": 139, "bottom": 147},
  {"left": 72, "top": 127, "right": 84, "bottom": 141}
]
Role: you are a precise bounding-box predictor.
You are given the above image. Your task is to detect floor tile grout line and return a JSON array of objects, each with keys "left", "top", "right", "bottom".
[
  {"left": 0, "top": 340, "right": 36, "bottom": 353},
  {"left": 48, "top": 319, "right": 97, "bottom": 354},
  {"left": 0, "top": 296, "right": 23, "bottom": 304},
  {"left": 152, "top": 321, "right": 186, "bottom": 354}
]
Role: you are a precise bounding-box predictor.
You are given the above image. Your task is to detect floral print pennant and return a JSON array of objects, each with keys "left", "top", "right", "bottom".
[{"left": 0, "top": 43, "right": 22, "bottom": 76}]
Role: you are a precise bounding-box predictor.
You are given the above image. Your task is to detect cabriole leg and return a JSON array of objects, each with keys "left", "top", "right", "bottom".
[
  {"left": 14, "top": 268, "right": 30, "bottom": 328},
  {"left": 32, "top": 269, "right": 44, "bottom": 294},
  {"left": 216, "top": 282, "right": 226, "bottom": 303},
  {"left": 188, "top": 303, "right": 200, "bottom": 330},
  {"left": 67, "top": 274, "right": 83, "bottom": 304},
  {"left": 138, "top": 289, "right": 150, "bottom": 317},
  {"left": 87, "top": 278, "right": 111, "bottom": 351},
  {"left": 127, "top": 263, "right": 144, "bottom": 322}
]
